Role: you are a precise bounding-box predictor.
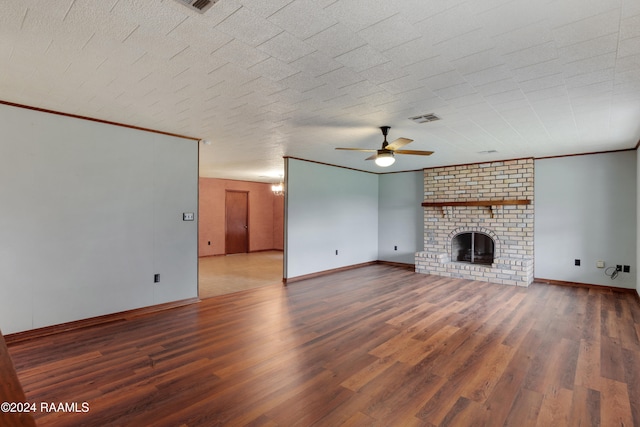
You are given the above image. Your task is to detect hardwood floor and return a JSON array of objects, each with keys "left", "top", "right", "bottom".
[
  {"left": 7, "top": 265, "right": 640, "bottom": 426},
  {"left": 198, "top": 251, "right": 283, "bottom": 298},
  {"left": 0, "top": 332, "right": 36, "bottom": 426}
]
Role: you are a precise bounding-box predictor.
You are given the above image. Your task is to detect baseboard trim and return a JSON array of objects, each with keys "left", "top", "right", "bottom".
[
  {"left": 4, "top": 297, "right": 200, "bottom": 345},
  {"left": 284, "top": 261, "right": 378, "bottom": 284},
  {"left": 534, "top": 277, "right": 638, "bottom": 294},
  {"left": 283, "top": 260, "right": 415, "bottom": 284},
  {"left": 376, "top": 260, "right": 415, "bottom": 270}
]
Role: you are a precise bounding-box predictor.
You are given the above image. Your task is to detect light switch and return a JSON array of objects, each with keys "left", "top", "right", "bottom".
[{"left": 183, "top": 212, "right": 194, "bottom": 221}]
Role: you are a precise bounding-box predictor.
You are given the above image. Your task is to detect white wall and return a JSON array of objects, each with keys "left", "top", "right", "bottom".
[
  {"left": 0, "top": 104, "right": 198, "bottom": 334},
  {"left": 285, "top": 158, "right": 378, "bottom": 279},
  {"left": 535, "top": 151, "right": 637, "bottom": 288},
  {"left": 637, "top": 149, "right": 640, "bottom": 295},
  {"left": 378, "top": 171, "right": 424, "bottom": 264}
]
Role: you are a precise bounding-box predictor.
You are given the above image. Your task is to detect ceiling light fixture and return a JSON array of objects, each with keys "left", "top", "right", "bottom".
[
  {"left": 271, "top": 182, "right": 284, "bottom": 196},
  {"left": 374, "top": 151, "right": 395, "bottom": 167},
  {"left": 271, "top": 175, "right": 284, "bottom": 196}
]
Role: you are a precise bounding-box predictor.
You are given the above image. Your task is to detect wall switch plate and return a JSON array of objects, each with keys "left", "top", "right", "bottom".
[
  {"left": 616, "top": 265, "right": 622, "bottom": 271},
  {"left": 623, "top": 265, "right": 630, "bottom": 273},
  {"left": 154, "top": 274, "right": 160, "bottom": 283},
  {"left": 574, "top": 259, "right": 580, "bottom": 266},
  {"left": 183, "top": 212, "right": 194, "bottom": 221},
  {"left": 596, "top": 261, "right": 605, "bottom": 268}
]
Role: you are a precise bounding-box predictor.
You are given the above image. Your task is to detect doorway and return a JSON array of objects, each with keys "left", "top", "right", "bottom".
[
  {"left": 225, "top": 190, "right": 249, "bottom": 254},
  {"left": 198, "top": 179, "right": 284, "bottom": 298}
]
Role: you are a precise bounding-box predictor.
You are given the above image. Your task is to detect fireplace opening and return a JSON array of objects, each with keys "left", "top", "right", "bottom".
[{"left": 452, "top": 232, "right": 494, "bottom": 265}]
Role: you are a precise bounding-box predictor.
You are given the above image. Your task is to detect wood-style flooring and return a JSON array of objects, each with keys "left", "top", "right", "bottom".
[
  {"left": 8, "top": 265, "right": 640, "bottom": 426},
  {"left": 198, "top": 251, "right": 283, "bottom": 299},
  {"left": 0, "top": 333, "right": 36, "bottom": 427}
]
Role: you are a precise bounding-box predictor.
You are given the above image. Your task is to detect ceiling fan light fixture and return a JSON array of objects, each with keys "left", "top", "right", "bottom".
[
  {"left": 375, "top": 151, "right": 395, "bottom": 167},
  {"left": 335, "top": 125, "right": 432, "bottom": 165}
]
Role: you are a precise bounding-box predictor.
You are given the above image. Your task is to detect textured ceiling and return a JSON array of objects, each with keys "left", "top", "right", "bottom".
[{"left": 1, "top": 0, "right": 639, "bottom": 182}]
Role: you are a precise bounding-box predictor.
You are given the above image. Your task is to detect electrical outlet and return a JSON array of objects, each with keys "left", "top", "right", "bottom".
[
  {"left": 208, "top": 241, "right": 211, "bottom": 246},
  {"left": 154, "top": 274, "right": 160, "bottom": 283},
  {"left": 596, "top": 260, "right": 605, "bottom": 268},
  {"left": 623, "top": 265, "right": 630, "bottom": 273},
  {"left": 394, "top": 245, "right": 398, "bottom": 251},
  {"left": 335, "top": 249, "right": 338, "bottom": 255},
  {"left": 574, "top": 259, "right": 580, "bottom": 266},
  {"left": 616, "top": 265, "right": 622, "bottom": 271},
  {"left": 183, "top": 212, "right": 194, "bottom": 221}
]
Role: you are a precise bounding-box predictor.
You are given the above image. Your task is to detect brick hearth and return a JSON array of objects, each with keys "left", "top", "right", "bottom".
[{"left": 415, "top": 158, "right": 534, "bottom": 286}]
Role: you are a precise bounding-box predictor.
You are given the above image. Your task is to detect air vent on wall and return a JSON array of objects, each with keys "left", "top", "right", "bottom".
[
  {"left": 409, "top": 113, "right": 440, "bottom": 124},
  {"left": 174, "top": 0, "right": 217, "bottom": 13}
]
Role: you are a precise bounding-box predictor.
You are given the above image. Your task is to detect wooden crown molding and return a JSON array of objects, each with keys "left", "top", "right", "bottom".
[{"left": 0, "top": 99, "right": 201, "bottom": 141}]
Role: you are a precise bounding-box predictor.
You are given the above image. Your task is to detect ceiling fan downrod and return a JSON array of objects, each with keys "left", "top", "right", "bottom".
[{"left": 380, "top": 126, "right": 390, "bottom": 149}]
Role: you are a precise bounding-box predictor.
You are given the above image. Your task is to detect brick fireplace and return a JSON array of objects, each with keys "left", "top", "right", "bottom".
[{"left": 415, "top": 159, "right": 534, "bottom": 286}]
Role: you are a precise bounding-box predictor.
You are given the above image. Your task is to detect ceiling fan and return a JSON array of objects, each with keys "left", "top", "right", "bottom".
[{"left": 335, "top": 126, "right": 434, "bottom": 167}]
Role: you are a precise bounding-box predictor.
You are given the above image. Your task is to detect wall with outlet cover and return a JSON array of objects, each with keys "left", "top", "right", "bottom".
[
  {"left": 378, "top": 171, "right": 424, "bottom": 264},
  {"left": 285, "top": 158, "right": 378, "bottom": 279},
  {"left": 0, "top": 104, "right": 198, "bottom": 334},
  {"left": 535, "top": 151, "right": 637, "bottom": 288}
]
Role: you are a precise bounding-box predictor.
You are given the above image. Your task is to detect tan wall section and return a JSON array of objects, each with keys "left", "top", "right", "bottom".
[
  {"left": 273, "top": 196, "right": 284, "bottom": 250},
  {"left": 199, "top": 178, "right": 283, "bottom": 256}
]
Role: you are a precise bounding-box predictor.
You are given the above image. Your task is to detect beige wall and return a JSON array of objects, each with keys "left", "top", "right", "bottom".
[
  {"left": 199, "top": 178, "right": 283, "bottom": 256},
  {"left": 273, "top": 190, "right": 284, "bottom": 251}
]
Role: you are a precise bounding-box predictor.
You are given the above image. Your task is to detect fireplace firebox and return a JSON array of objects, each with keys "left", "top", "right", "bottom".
[{"left": 452, "top": 232, "right": 494, "bottom": 265}]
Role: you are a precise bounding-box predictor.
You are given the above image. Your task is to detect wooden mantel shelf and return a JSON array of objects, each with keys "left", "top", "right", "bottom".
[
  {"left": 422, "top": 199, "right": 531, "bottom": 218},
  {"left": 421, "top": 199, "right": 531, "bottom": 207}
]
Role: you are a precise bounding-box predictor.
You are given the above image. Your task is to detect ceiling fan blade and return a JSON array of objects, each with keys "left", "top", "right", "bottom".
[
  {"left": 385, "top": 137, "right": 413, "bottom": 151},
  {"left": 335, "top": 147, "right": 377, "bottom": 152},
  {"left": 365, "top": 153, "right": 378, "bottom": 160},
  {"left": 393, "top": 149, "right": 434, "bottom": 156}
]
